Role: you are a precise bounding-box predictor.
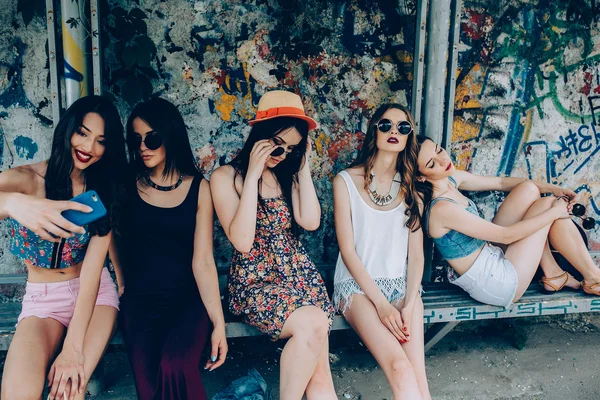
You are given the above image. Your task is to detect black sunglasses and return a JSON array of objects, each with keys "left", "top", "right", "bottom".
[
  {"left": 128, "top": 132, "right": 163, "bottom": 151},
  {"left": 571, "top": 202, "right": 596, "bottom": 230},
  {"left": 376, "top": 119, "right": 413, "bottom": 135},
  {"left": 558, "top": 196, "right": 596, "bottom": 230}
]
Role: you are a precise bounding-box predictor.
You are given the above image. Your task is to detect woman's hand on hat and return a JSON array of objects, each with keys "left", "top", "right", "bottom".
[{"left": 247, "top": 139, "right": 275, "bottom": 181}]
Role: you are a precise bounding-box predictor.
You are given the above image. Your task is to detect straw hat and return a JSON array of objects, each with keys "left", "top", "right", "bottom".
[{"left": 249, "top": 90, "right": 317, "bottom": 130}]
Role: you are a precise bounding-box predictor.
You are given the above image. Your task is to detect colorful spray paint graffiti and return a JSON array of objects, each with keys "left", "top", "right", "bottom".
[
  {"left": 454, "top": 0, "right": 600, "bottom": 250},
  {"left": 61, "top": 0, "right": 89, "bottom": 105},
  {"left": 103, "top": 0, "right": 418, "bottom": 265}
]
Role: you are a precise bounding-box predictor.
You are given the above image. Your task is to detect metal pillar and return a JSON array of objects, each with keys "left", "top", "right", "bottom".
[
  {"left": 61, "top": 0, "right": 89, "bottom": 106},
  {"left": 90, "top": 0, "right": 102, "bottom": 95},
  {"left": 443, "top": 0, "right": 462, "bottom": 148},
  {"left": 422, "top": 0, "right": 451, "bottom": 143},
  {"left": 45, "top": 0, "right": 61, "bottom": 125},
  {"left": 411, "top": 0, "right": 428, "bottom": 135}
]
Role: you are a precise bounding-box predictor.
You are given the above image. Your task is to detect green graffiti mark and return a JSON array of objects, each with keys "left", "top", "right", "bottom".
[{"left": 13, "top": 136, "right": 38, "bottom": 160}]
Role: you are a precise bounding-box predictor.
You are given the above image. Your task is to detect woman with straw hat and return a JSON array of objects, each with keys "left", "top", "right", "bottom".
[{"left": 211, "top": 90, "right": 336, "bottom": 400}]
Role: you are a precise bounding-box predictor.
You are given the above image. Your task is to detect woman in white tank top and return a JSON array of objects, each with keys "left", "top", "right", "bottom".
[{"left": 333, "top": 104, "right": 430, "bottom": 400}]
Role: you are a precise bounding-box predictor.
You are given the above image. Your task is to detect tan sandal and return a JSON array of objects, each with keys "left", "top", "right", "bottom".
[
  {"left": 539, "top": 271, "right": 581, "bottom": 293},
  {"left": 582, "top": 280, "right": 600, "bottom": 296}
]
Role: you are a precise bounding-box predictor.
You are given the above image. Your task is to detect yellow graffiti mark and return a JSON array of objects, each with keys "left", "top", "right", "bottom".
[
  {"left": 215, "top": 92, "right": 237, "bottom": 121},
  {"left": 314, "top": 131, "right": 331, "bottom": 156},
  {"left": 522, "top": 108, "right": 533, "bottom": 144},
  {"left": 214, "top": 63, "right": 256, "bottom": 122},
  {"left": 454, "top": 147, "right": 475, "bottom": 171},
  {"left": 454, "top": 65, "right": 485, "bottom": 110},
  {"left": 452, "top": 116, "right": 480, "bottom": 142},
  {"left": 62, "top": 20, "right": 88, "bottom": 96}
]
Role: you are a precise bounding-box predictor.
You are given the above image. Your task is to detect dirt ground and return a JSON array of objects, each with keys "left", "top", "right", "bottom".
[{"left": 84, "top": 315, "right": 600, "bottom": 400}]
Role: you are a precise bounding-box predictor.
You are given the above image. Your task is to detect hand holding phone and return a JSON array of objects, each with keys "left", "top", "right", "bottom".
[{"left": 61, "top": 191, "right": 107, "bottom": 227}]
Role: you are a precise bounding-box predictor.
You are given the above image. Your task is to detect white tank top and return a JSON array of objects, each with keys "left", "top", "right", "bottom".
[{"left": 333, "top": 170, "right": 410, "bottom": 311}]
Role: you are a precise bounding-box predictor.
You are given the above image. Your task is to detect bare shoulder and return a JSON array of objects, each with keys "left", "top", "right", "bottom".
[
  {"left": 1, "top": 162, "right": 46, "bottom": 195},
  {"left": 429, "top": 198, "right": 459, "bottom": 217},
  {"left": 344, "top": 166, "right": 365, "bottom": 177},
  {"left": 210, "top": 165, "right": 236, "bottom": 183},
  {"left": 198, "top": 177, "right": 213, "bottom": 207}
]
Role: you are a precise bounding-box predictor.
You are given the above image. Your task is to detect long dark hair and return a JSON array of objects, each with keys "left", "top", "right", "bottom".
[
  {"left": 45, "top": 95, "right": 128, "bottom": 236},
  {"left": 414, "top": 135, "right": 435, "bottom": 226},
  {"left": 125, "top": 97, "right": 201, "bottom": 183},
  {"left": 229, "top": 117, "right": 309, "bottom": 233},
  {"left": 349, "top": 103, "right": 421, "bottom": 231}
]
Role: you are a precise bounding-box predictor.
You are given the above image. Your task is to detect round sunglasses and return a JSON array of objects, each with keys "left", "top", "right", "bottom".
[
  {"left": 558, "top": 196, "right": 597, "bottom": 230},
  {"left": 377, "top": 119, "right": 413, "bottom": 135},
  {"left": 128, "top": 132, "right": 163, "bottom": 151}
]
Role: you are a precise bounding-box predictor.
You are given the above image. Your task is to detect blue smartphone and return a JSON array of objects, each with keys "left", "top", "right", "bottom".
[{"left": 61, "top": 190, "right": 107, "bottom": 227}]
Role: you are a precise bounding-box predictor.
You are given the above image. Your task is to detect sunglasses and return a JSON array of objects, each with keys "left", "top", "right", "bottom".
[
  {"left": 571, "top": 203, "right": 596, "bottom": 230},
  {"left": 376, "top": 119, "right": 413, "bottom": 135},
  {"left": 128, "top": 132, "right": 163, "bottom": 151},
  {"left": 558, "top": 196, "right": 596, "bottom": 230}
]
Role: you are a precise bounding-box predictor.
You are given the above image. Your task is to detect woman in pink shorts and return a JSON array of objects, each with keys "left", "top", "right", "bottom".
[{"left": 0, "top": 96, "right": 127, "bottom": 400}]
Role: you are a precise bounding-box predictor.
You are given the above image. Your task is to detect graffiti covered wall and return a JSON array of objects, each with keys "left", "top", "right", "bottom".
[
  {"left": 0, "top": 0, "right": 54, "bottom": 274},
  {"left": 454, "top": 0, "right": 600, "bottom": 250},
  {"left": 101, "top": 0, "right": 418, "bottom": 267},
  {"left": 0, "top": 0, "right": 598, "bottom": 277}
]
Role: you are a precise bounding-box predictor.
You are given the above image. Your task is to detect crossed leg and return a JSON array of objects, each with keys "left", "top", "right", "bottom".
[{"left": 492, "top": 181, "right": 580, "bottom": 291}]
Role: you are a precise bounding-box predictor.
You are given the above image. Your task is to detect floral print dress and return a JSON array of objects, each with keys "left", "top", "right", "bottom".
[{"left": 228, "top": 196, "right": 334, "bottom": 340}]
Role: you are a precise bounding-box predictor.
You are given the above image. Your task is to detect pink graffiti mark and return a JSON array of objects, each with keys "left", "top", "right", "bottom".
[
  {"left": 258, "top": 43, "right": 271, "bottom": 58},
  {"left": 579, "top": 72, "right": 597, "bottom": 96},
  {"left": 196, "top": 144, "right": 217, "bottom": 175},
  {"left": 462, "top": 10, "right": 495, "bottom": 64},
  {"left": 328, "top": 130, "right": 364, "bottom": 161},
  {"left": 349, "top": 98, "right": 369, "bottom": 113}
]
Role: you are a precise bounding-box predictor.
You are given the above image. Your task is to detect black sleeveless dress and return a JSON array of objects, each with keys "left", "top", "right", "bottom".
[{"left": 119, "top": 175, "right": 210, "bottom": 400}]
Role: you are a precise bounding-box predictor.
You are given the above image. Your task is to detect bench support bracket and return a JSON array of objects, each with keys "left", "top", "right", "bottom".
[{"left": 424, "top": 321, "right": 460, "bottom": 353}]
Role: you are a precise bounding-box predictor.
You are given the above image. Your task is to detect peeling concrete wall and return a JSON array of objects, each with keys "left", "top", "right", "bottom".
[
  {"left": 454, "top": 0, "right": 600, "bottom": 251},
  {"left": 0, "top": 0, "right": 598, "bottom": 279},
  {"left": 101, "top": 0, "right": 418, "bottom": 267},
  {"left": 0, "top": 0, "right": 54, "bottom": 274}
]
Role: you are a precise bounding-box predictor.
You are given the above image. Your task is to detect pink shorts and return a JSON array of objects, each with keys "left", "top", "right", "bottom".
[{"left": 17, "top": 267, "right": 120, "bottom": 327}]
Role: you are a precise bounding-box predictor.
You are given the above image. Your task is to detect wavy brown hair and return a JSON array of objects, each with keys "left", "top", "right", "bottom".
[{"left": 349, "top": 103, "right": 421, "bottom": 231}]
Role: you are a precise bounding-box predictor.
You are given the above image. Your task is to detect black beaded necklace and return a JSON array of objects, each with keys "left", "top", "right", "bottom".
[{"left": 146, "top": 174, "right": 183, "bottom": 191}]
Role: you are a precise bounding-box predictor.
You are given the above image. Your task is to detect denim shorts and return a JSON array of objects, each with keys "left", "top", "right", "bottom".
[{"left": 448, "top": 244, "right": 518, "bottom": 308}]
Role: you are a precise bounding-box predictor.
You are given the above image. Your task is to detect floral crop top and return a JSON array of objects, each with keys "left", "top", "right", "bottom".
[{"left": 8, "top": 218, "right": 91, "bottom": 269}]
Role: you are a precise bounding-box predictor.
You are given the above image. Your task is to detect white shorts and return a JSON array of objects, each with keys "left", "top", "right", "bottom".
[{"left": 448, "top": 244, "right": 518, "bottom": 308}]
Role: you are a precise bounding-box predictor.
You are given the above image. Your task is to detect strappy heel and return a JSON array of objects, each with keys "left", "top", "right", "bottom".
[
  {"left": 539, "top": 271, "right": 581, "bottom": 293},
  {"left": 582, "top": 280, "right": 600, "bottom": 296}
]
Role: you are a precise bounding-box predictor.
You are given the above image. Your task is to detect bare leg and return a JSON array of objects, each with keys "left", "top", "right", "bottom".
[
  {"left": 491, "top": 182, "right": 578, "bottom": 289},
  {"left": 395, "top": 296, "right": 431, "bottom": 400},
  {"left": 1, "top": 317, "right": 65, "bottom": 400},
  {"left": 344, "top": 294, "right": 423, "bottom": 400},
  {"left": 548, "top": 218, "right": 600, "bottom": 288},
  {"left": 278, "top": 306, "right": 332, "bottom": 400},
  {"left": 72, "top": 305, "right": 118, "bottom": 400},
  {"left": 504, "top": 196, "right": 556, "bottom": 301},
  {"left": 305, "top": 340, "right": 337, "bottom": 400}
]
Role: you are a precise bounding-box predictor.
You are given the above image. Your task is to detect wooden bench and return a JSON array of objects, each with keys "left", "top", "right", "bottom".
[{"left": 1, "top": 266, "right": 599, "bottom": 394}]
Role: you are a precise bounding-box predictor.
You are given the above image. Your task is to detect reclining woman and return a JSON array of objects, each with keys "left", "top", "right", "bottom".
[
  {"left": 414, "top": 136, "right": 600, "bottom": 310},
  {"left": 0, "top": 96, "right": 127, "bottom": 400},
  {"left": 211, "top": 90, "right": 336, "bottom": 400},
  {"left": 333, "top": 104, "right": 430, "bottom": 400}
]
